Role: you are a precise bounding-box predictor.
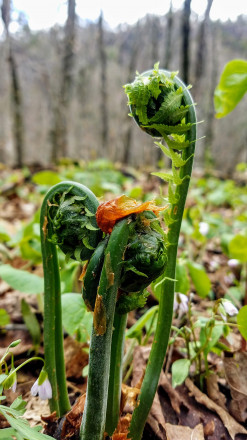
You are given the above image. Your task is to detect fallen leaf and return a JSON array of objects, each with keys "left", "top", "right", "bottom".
[
  {"left": 185, "top": 377, "right": 247, "bottom": 439},
  {"left": 165, "top": 422, "right": 205, "bottom": 440},
  {"left": 25, "top": 395, "right": 50, "bottom": 427},
  {"left": 112, "top": 413, "right": 132, "bottom": 440},
  {"left": 146, "top": 392, "right": 166, "bottom": 440},
  {"left": 131, "top": 345, "right": 151, "bottom": 387},
  {"left": 204, "top": 420, "right": 215, "bottom": 437},
  {"left": 121, "top": 383, "right": 140, "bottom": 414},
  {"left": 224, "top": 352, "right": 247, "bottom": 423},
  {"left": 206, "top": 373, "right": 226, "bottom": 409},
  {"left": 159, "top": 371, "right": 184, "bottom": 414},
  {"left": 64, "top": 336, "right": 89, "bottom": 379},
  {"left": 60, "top": 393, "right": 86, "bottom": 439}
]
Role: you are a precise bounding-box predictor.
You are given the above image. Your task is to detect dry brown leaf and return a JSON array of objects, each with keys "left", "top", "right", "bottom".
[
  {"left": 131, "top": 345, "right": 151, "bottom": 387},
  {"left": 60, "top": 393, "right": 86, "bottom": 439},
  {"left": 25, "top": 395, "right": 50, "bottom": 427},
  {"left": 185, "top": 377, "right": 247, "bottom": 439},
  {"left": 146, "top": 392, "right": 166, "bottom": 440},
  {"left": 64, "top": 336, "right": 89, "bottom": 379},
  {"left": 112, "top": 413, "right": 132, "bottom": 440},
  {"left": 159, "top": 371, "right": 183, "bottom": 414},
  {"left": 224, "top": 352, "right": 247, "bottom": 423},
  {"left": 121, "top": 383, "right": 140, "bottom": 413},
  {"left": 165, "top": 422, "right": 205, "bottom": 440},
  {"left": 204, "top": 420, "right": 215, "bottom": 437},
  {"left": 206, "top": 373, "right": 226, "bottom": 409}
]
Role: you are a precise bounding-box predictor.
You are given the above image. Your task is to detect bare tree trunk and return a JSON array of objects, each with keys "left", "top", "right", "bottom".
[
  {"left": 51, "top": 0, "right": 76, "bottom": 161},
  {"left": 122, "top": 24, "right": 140, "bottom": 164},
  {"left": 1, "top": 0, "right": 24, "bottom": 167},
  {"left": 194, "top": 0, "right": 214, "bottom": 91},
  {"left": 181, "top": 0, "right": 191, "bottom": 85},
  {"left": 203, "top": 22, "right": 218, "bottom": 168},
  {"left": 159, "top": 1, "right": 174, "bottom": 166},
  {"left": 9, "top": 45, "right": 24, "bottom": 167},
  {"left": 163, "top": 0, "right": 173, "bottom": 70},
  {"left": 150, "top": 16, "right": 160, "bottom": 66},
  {"left": 98, "top": 10, "right": 109, "bottom": 155}
]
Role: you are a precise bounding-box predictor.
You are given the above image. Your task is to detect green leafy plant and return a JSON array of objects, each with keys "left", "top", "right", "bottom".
[
  {"left": 214, "top": 59, "right": 247, "bottom": 118},
  {"left": 170, "top": 297, "right": 238, "bottom": 389},
  {"left": 0, "top": 340, "right": 53, "bottom": 439}
]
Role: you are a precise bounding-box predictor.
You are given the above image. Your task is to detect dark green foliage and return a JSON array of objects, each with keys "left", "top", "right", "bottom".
[
  {"left": 49, "top": 187, "right": 102, "bottom": 261},
  {"left": 82, "top": 237, "right": 109, "bottom": 310},
  {"left": 119, "top": 211, "right": 167, "bottom": 298},
  {"left": 81, "top": 211, "right": 167, "bottom": 313},
  {"left": 116, "top": 289, "right": 149, "bottom": 314}
]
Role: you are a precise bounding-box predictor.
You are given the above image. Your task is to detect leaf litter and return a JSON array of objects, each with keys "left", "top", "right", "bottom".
[{"left": 1, "top": 164, "right": 247, "bottom": 439}]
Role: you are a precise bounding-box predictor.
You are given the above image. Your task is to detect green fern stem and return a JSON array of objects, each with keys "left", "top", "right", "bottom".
[
  {"left": 128, "top": 72, "right": 197, "bottom": 440},
  {"left": 80, "top": 218, "right": 130, "bottom": 440},
  {"left": 105, "top": 312, "right": 128, "bottom": 436},
  {"left": 40, "top": 181, "right": 100, "bottom": 417}
]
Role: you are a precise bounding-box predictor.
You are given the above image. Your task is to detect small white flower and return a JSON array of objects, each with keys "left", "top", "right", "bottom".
[
  {"left": 227, "top": 259, "right": 240, "bottom": 268},
  {"left": 11, "top": 380, "right": 17, "bottom": 393},
  {"left": 224, "top": 273, "right": 235, "bottom": 285},
  {"left": 31, "top": 378, "right": 52, "bottom": 400},
  {"left": 209, "top": 260, "right": 219, "bottom": 271},
  {"left": 222, "top": 300, "right": 238, "bottom": 317},
  {"left": 173, "top": 293, "right": 189, "bottom": 317},
  {"left": 199, "top": 222, "right": 209, "bottom": 236}
]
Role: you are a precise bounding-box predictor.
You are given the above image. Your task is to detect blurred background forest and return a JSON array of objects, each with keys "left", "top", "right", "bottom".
[{"left": 0, "top": 0, "right": 246, "bottom": 175}]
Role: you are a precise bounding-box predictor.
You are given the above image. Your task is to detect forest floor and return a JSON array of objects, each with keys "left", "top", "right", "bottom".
[{"left": 0, "top": 161, "right": 247, "bottom": 440}]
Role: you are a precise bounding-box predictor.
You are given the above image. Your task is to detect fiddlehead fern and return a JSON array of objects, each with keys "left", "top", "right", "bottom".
[
  {"left": 40, "top": 181, "right": 101, "bottom": 416},
  {"left": 124, "top": 63, "right": 197, "bottom": 440},
  {"left": 82, "top": 196, "right": 168, "bottom": 437},
  {"left": 40, "top": 63, "right": 197, "bottom": 440}
]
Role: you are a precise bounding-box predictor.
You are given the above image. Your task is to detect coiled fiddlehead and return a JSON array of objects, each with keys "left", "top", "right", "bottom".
[
  {"left": 124, "top": 63, "right": 197, "bottom": 440},
  {"left": 41, "top": 177, "right": 167, "bottom": 437},
  {"left": 82, "top": 196, "right": 167, "bottom": 437},
  {"left": 40, "top": 181, "right": 100, "bottom": 416}
]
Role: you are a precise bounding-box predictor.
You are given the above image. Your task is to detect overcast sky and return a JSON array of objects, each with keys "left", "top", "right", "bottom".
[{"left": 7, "top": 0, "right": 247, "bottom": 33}]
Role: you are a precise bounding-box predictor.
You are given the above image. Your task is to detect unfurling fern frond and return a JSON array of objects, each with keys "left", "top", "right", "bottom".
[{"left": 124, "top": 66, "right": 193, "bottom": 144}]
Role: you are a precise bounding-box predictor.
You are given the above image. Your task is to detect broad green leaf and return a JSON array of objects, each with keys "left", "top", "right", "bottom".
[
  {"left": 187, "top": 261, "right": 211, "bottom": 298},
  {"left": 32, "top": 170, "right": 62, "bottom": 186},
  {"left": 237, "top": 306, "right": 247, "bottom": 340},
  {"left": 172, "top": 358, "right": 190, "bottom": 388},
  {"left": 214, "top": 59, "right": 247, "bottom": 118},
  {"left": 175, "top": 263, "right": 190, "bottom": 295},
  {"left": 0, "top": 407, "right": 53, "bottom": 439},
  {"left": 0, "top": 225, "right": 10, "bottom": 242},
  {"left": 0, "top": 427, "right": 17, "bottom": 439},
  {"left": 10, "top": 396, "right": 27, "bottom": 415},
  {"left": 200, "top": 323, "right": 224, "bottom": 355},
  {"left": 61, "top": 293, "right": 92, "bottom": 342},
  {"left": 21, "top": 299, "right": 41, "bottom": 350},
  {"left": 225, "top": 286, "right": 244, "bottom": 306},
  {"left": 0, "top": 265, "right": 44, "bottom": 294},
  {"left": 0, "top": 309, "right": 10, "bottom": 327},
  {"left": 125, "top": 306, "right": 158, "bottom": 340},
  {"left": 82, "top": 364, "right": 89, "bottom": 378},
  {"left": 228, "top": 234, "right": 247, "bottom": 263},
  {"left": 0, "top": 374, "right": 8, "bottom": 385}
]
